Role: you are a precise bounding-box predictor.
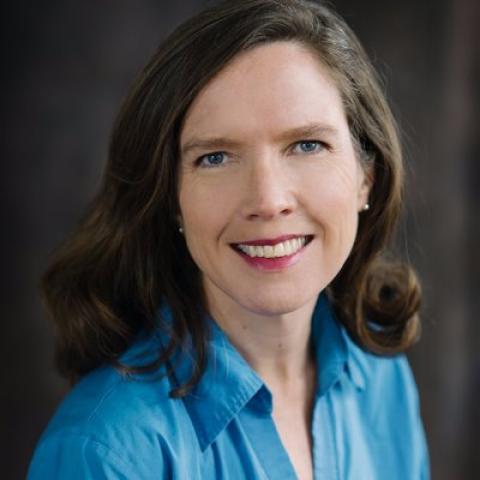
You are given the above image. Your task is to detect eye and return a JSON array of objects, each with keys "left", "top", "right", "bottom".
[
  {"left": 292, "top": 140, "right": 326, "bottom": 154},
  {"left": 196, "top": 151, "right": 228, "bottom": 168}
]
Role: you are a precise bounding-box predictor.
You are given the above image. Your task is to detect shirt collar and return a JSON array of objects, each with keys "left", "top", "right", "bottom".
[
  {"left": 312, "top": 293, "right": 367, "bottom": 394},
  {"left": 155, "top": 292, "right": 365, "bottom": 451}
]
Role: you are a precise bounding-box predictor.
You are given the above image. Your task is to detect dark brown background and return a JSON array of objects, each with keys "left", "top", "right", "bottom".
[{"left": 2, "top": 0, "right": 479, "bottom": 478}]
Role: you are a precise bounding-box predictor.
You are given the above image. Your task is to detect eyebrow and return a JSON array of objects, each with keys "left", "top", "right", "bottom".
[{"left": 180, "top": 122, "right": 340, "bottom": 157}]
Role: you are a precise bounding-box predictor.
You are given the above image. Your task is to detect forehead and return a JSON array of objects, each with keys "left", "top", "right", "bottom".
[{"left": 180, "top": 41, "right": 348, "bottom": 144}]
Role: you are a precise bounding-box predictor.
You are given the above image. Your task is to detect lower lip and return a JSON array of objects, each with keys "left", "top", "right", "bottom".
[{"left": 233, "top": 244, "right": 308, "bottom": 271}]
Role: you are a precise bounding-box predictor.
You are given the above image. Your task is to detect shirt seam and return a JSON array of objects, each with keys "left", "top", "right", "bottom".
[
  {"left": 86, "top": 375, "right": 124, "bottom": 423},
  {"left": 42, "top": 431, "right": 138, "bottom": 472},
  {"left": 326, "top": 393, "right": 340, "bottom": 480}
]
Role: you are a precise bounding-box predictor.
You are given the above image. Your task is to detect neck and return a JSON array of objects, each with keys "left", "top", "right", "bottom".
[{"left": 205, "top": 284, "right": 317, "bottom": 390}]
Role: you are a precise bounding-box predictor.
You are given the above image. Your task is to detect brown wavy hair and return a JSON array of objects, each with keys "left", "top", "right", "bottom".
[{"left": 41, "top": 0, "right": 421, "bottom": 397}]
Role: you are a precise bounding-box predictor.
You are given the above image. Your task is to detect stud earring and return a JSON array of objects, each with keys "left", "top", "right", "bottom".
[
  {"left": 178, "top": 226, "right": 184, "bottom": 234},
  {"left": 363, "top": 203, "right": 370, "bottom": 211}
]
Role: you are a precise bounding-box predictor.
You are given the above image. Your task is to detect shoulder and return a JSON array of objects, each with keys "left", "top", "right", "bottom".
[
  {"left": 28, "top": 335, "right": 197, "bottom": 479},
  {"left": 341, "top": 328, "right": 430, "bottom": 477},
  {"left": 343, "top": 328, "right": 420, "bottom": 410}
]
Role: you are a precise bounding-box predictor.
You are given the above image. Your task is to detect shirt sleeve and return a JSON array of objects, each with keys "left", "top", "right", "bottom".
[
  {"left": 27, "top": 433, "right": 162, "bottom": 480},
  {"left": 415, "top": 386, "right": 431, "bottom": 480},
  {"left": 399, "top": 355, "right": 431, "bottom": 480}
]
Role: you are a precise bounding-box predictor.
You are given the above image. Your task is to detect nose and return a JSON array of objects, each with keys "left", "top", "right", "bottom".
[{"left": 240, "top": 156, "right": 296, "bottom": 221}]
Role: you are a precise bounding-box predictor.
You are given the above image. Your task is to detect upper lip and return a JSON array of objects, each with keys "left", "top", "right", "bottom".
[{"left": 231, "top": 234, "right": 312, "bottom": 246}]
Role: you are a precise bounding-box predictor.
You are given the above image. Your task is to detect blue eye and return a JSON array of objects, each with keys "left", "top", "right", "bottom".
[
  {"left": 294, "top": 141, "right": 324, "bottom": 153},
  {"left": 198, "top": 152, "right": 226, "bottom": 167}
]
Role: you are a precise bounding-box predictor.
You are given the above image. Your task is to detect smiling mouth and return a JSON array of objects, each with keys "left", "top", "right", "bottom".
[{"left": 230, "top": 235, "right": 314, "bottom": 258}]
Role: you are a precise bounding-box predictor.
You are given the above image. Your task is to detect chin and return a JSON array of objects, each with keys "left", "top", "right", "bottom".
[{"left": 237, "top": 287, "right": 319, "bottom": 317}]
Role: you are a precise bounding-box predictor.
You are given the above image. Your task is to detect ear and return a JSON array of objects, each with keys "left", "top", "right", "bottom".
[{"left": 357, "top": 163, "right": 374, "bottom": 212}]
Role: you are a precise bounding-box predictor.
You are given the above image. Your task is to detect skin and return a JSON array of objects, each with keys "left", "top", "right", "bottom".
[{"left": 178, "top": 40, "right": 372, "bottom": 478}]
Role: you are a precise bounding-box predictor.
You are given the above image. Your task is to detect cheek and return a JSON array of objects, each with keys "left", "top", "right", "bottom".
[
  {"left": 302, "top": 161, "right": 360, "bottom": 215},
  {"left": 301, "top": 162, "right": 361, "bottom": 260},
  {"left": 178, "top": 177, "right": 237, "bottom": 252}
]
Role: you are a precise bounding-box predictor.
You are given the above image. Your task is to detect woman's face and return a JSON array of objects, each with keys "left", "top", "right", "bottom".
[{"left": 178, "top": 41, "right": 371, "bottom": 317}]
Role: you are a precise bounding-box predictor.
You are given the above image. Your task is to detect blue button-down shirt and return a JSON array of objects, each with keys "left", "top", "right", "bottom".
[{"left": 28, "top": 294, "right": 429, "bottom": 479}]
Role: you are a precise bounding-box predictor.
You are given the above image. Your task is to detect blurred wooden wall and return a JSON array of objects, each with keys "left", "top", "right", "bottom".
[{"left": 2, "top": 0, "right": 478, "bottom": 478}]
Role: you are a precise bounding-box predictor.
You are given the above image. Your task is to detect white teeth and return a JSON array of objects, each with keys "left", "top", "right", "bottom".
[
  {"left": 273, "top": 242, "right": 285, "bottom": 257},
  {"left": 284, "top": 240, "right": 293, "bottom": 256},
  {"left": 237, "top": 237, "right": 308, "bottom": 258}
]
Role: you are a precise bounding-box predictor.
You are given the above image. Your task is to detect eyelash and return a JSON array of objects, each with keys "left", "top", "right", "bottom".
[{"left": 195, "top": 140, "right": 327, "bottom": 168}]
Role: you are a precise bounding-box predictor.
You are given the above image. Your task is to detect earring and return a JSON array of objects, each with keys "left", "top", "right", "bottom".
[
  {"left": 363, "top": 203, "right": 370, "bottom": 211},
  {"left": 178, "top": 226, "right": 184, "bottom": 234}
]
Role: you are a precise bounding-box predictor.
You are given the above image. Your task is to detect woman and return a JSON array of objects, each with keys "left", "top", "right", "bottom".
[{"left": 28, "top": 0, "right": 429, "bottom": 478}]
